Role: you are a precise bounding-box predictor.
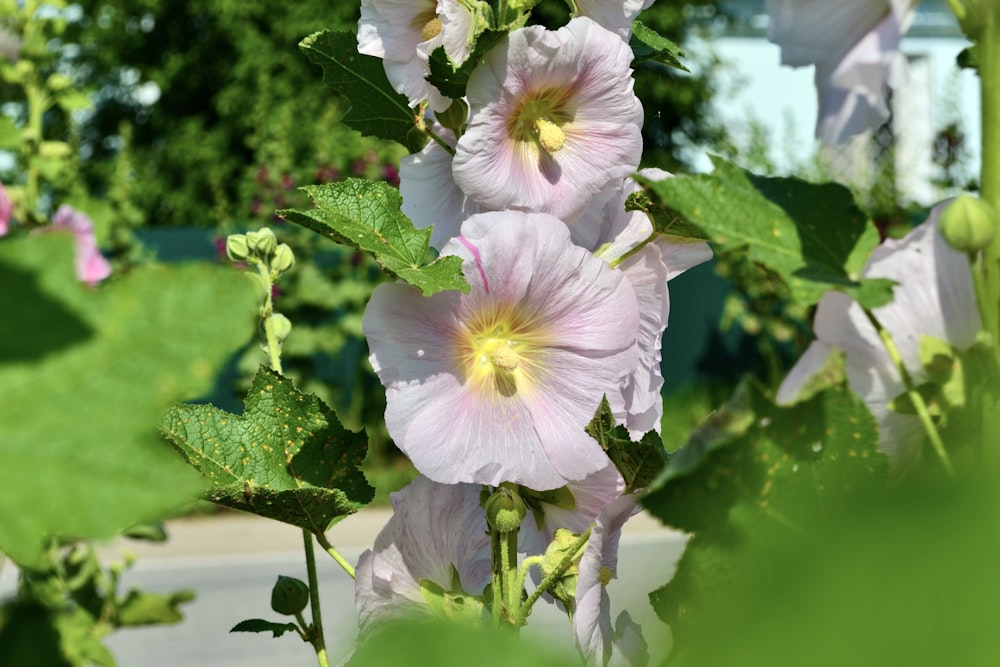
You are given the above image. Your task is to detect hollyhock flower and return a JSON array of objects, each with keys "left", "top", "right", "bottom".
[
  {"left": 51, "top": 205, "right": 112, "bottom": 286},
  {"left": 0, "top": 180, "right": 11, "bottom": 236},
  {"left": 777, "top": 202, "right": 981, "bottom": 471},
  {"left": 399, "top": 126, "right": 483, "bottom": 250},
  {"left": 357, "top": 0, "right": 473, "bottom": 112},
  {"left": 766, "top": 0, "right": 915, "bottom": 144},
  {"left": 355, "top": 475, "right": 491, "bottom": 636},
  {"left": 519, "top": 461, "right": 625, "bottom": 557},
  {"left": 364, "top": 211, "right": 640, "bottom": 490},
  {"left": 573, "top": 0, "right": 655, "bottom": 40},
  {"left": 572, "top": 170, "right": 713, "bottom": 438},
  {"left": 573, "top": 493, "right": 648, "bottom": 667},
  {"left": 452, "top": 17, "right": 643, "bottom": 223}
]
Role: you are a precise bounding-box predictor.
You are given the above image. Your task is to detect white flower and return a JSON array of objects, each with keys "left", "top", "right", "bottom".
[
  {"left": 777, "top": 202, "right": 981, "bottom": 471},
  {"left": 766, "top": 0, "right": 915, "bottom": 144}
]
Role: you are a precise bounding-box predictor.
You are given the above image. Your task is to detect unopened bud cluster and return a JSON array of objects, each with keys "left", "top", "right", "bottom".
[
  {"left": 226, "top": 227, "right": 296, "bottom": 357},
  {"left": 226, "top": 228, "right": 296, "bottom": 280}
]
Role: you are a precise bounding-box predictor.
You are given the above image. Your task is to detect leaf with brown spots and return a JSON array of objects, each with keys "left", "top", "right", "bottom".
[
  {"left": 161, "top": 366, "right": 374, "bottom": 533},
  {"left": 280, "top": 179, "right": 468, "bottom": 297}
]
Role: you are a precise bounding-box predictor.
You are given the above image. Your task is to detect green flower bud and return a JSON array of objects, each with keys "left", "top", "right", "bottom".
[
  {"left": 484, "top": 483, "right": 527, "bottom": 534},
  {"left": 246, "top": 228, "right": 278, "bottom": 259},
  {"left": 270, "top": 575, "right": 309, "bottom": 616},
  {"left": 226, "top": 234, "right": 250, "bottom": 262},
  {"left": 938, "top": 195, "right": 996, "bottom": 253},
  {"left": 434, "top": 98, "right": 469, "bottom": 136},
  {"left": 269, "top": 313, "right": 292, "bottom": 345},
  {"left": 46, "top": 73, "right": 72, "bottom": 92},
  {"left": 271, "top": 243, "right": 295, "bottom": 274}
]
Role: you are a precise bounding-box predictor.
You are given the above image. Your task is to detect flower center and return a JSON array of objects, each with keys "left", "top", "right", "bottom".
[
  {"left": 421, "top": 17, "right": 442, "bottom": 42},
  {"left": 483, "top": 338, "right": 519, "bottom": 373},
  {"left": 511, "top": 91, "right": 571, "bottom": 154}
]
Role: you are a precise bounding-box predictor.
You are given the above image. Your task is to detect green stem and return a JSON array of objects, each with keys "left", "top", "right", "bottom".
[
  {"left": 513, "top": 555, "right": 544, "bottom": 606},
  {"left": 501, "top": 529, "right": 519, "bottom": 623},
  {"left": 313, "top": 531, "right": 356, "bottom": 580},
  {"left": 302, "top": 530, "right": 330, "bottom": 667},
  {"left": 515, "top": 527, "right": 591, "bottom": 627},
  {"left": 426, "top": 127, "right": 456, "bottom": 156},
  {"left": 257, "top": 262, "right": 283, "bottom": 374},
  {"left": 862, "top": 308, "right": 955, "bottom": 477},
  {"left": 978, "top": 7, "right": 1000, "bottom": 359},
  {"left": 490, "top": 529, "right": 503, "bottom": 628}
]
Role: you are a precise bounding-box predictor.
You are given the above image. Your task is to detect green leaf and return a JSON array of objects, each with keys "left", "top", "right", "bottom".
[
  {"left": 0, "top": 604, "right": 73, "bottom": 667},
  {"left": 117, "top": 588, "right": 195, "bottom": 626},
  {"left": 957, "top": 44, "right": 978, "bottom": 71},
  {"left": 630, "top": 20, "right": 689, "bottom": 72},
  {"left": 348, "top": 619, "right": 582, "bottom": 667},
  {"left": 161, "top": 366, "right": 375, "bottom": 533},
  {"left": 299, "top": 30, "right": 427, "bottom": 153},
  {"left": 280, "top": 179, "right": 469, "bottom": 296},
  {"left": 0, "top": 234, "right": 256, "bottom": 568},
  {"left": 230, "top": 618, "right": 300, "bottom": 638},
  {"left": 640, "top": 157, "right": 883, "bottom": 306},
  {"left": 643, "top": 379, "right": 886, "bottom": 645},
  {"left": 585, "top": 397, "right": 668, "bottom": 493},
  {"left": 426, "top": 31, "right": 506, "bottom": 100},
  {"left": 623, "top": 190, "right": 709, "bottom": 241}
]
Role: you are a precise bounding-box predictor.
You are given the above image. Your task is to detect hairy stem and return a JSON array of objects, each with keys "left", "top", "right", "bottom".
[
  {"left": 515, "top": 527, "right": 591, "bottom": 626},
  {"left": 302, "top": 531, "right": 330, "bottom": 667},
  {"left": 314, "top": 531, "right": 356, "bottom": 580}
]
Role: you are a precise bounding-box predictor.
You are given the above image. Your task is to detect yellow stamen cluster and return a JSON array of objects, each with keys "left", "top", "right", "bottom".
[
  {"left": 510, "top": 90, "right": 572, "bottom": 155},
  {"left": 459, "top": 306, "right": 550, "bottom": 400},
  {"left": 421, "top": 17, "right": 442, "bottom": 42}
]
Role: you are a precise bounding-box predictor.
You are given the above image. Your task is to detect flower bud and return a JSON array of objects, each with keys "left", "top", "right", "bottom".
[
  {"left": 938, "top": 195, "right": 996, "bottom": 253},
  {"left": 271, "top": 243, "right": 295, "bottom": 274},
  {"left": 435, "top": 98, "right": 469, "bottom": 136},
  {"left": 270, "top": 575, "right": 310, "bottom": 616},
  {"left": 246, "top": 228, "right": 278, "bottom": 259},
  {"left": 226, "top": 234, "right": 250, "bottom": 262},
  {"left": 47, "top": 73, "right": 72, "bottom": 92},
  {"left": 484, "top": 483, "right": 527, "bottom": 534},
  {"left": 269, "top": 313, "right": 292, "bottom": 345}
]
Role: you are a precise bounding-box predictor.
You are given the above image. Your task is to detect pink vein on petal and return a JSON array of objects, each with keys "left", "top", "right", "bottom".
[{"left": 457, "top": 234, "right": 489, "bottom": 293}]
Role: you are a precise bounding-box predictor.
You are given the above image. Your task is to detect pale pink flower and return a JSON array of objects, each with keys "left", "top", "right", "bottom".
[
  {"left": 573, "top": 493, "right": 649, "bottom": 667},
  {"left": 572, "top": 170, "right": 713, "bottom": 438},
  {"left": 355, "top": 475, "right": 491, "bottom": 636},
  {"left": 363, "top": 211, "right": 640, "bottom": 490},
  {"left": 573, "top": 0, "right": 655, "bottom": 40},
  {"left": 0, "top": 180, "right": 11, "bottom": 236},
  {"left": 766, "top": 0, "right": 915, "bottom": 144},
  {"left": 399, "top": 126, "right": 483, "bottom": 250},
  {"left": 357, "top": 0, "right": 473, "bottom": 112},
  {"left": 51, "top": 205, "right": 112, "bottom": 286},
  {"left": 519, "top": 461, "right": 625, "bottom": 557},
  {"left": 777, "top": 202, "right": 980, "bottom": 471},
  {"left": 452, "top": 17, "right": 643, "bottom": 223}
]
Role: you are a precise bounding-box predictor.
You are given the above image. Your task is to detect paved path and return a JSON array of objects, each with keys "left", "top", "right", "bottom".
[{"left": 1, "top": 509, "right": 687, "bottom": 666}]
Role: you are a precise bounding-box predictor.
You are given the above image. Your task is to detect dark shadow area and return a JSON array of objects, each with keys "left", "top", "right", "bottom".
[{"left": 0, "top": 259, "right": 94, "bottom": 364}]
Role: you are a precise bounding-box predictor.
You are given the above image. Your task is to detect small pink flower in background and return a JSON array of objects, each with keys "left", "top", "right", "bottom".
[
  {"left": 777, "top": 202, "right": 980, "bottom": 471},
  {"left": 453, "top": 17, "right": 643, "bottom": 223},
  {"left": 766, "top": 0, "right": 915, "bottom": 144},
  {"left": 0, "top": 180, "right": 11, "bottom": 236},
  {"left": 573, "top": 494, "right": 649, "bottom": 667},
  {"left": 572, "top": 170, "right": 713, "bottom": 438},
  {"left": 355, "top": 475, "right": 491, "bottom": 636},
  {"left": 357, "top": 0, "right": 473, "bottom": 112},
  {"left": 399, "top": 126, "right": 483, "bottom": 250},
  {"left": 573, "top": 0, "right": 655, "bottom": 40},
  {"left": 51, "top": 204, "right": 112, "bottom": 286},
  {"left": 364, "top": 211, "right": 639, "bottom": 490}
]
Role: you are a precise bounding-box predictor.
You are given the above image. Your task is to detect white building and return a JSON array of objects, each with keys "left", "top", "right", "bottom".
[{"left": 697, "top": 0, "right": 980, "bottom": 206}]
